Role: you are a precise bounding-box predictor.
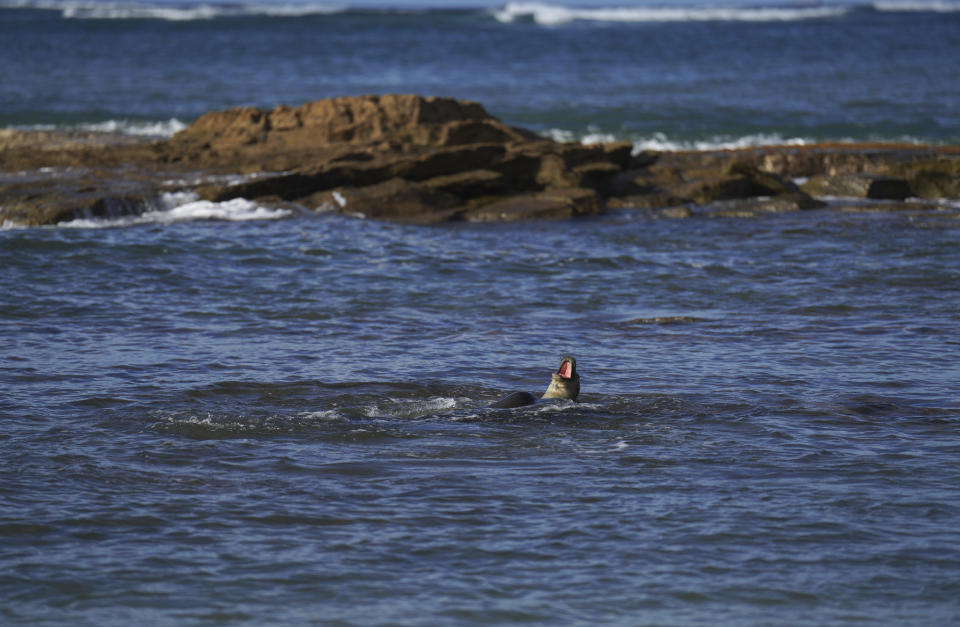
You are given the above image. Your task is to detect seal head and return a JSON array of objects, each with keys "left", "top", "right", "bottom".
[
  {"left": 541, "top": 355, "right": 579, "bottom": 401},
  {"left": 489, "top": 355, "right": 580, "bottom": 408}
]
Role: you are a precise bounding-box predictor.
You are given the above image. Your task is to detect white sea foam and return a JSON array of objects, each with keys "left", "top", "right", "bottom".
[
  {"left": 634, "top": 132, "right": 814, "bottom": 151},
  {"left": 6, "top": 0, "right": 959, "bottom": 22},
  {"left": 17, "top": 118, "right": 188, "bottom": 138},
  {"left": 363, "top": 396, "right": 460, "bottom": 419},
  {"left": 493, "top": 2, "right": 851, "bottom": 25},
  {"left": 873, "top": 0, "right": 960, "bottom": 11},
  {"left": 1, "top": 0, "right": 348, "bottom": 20},
  {"left": 543, "top": 129, "right": 818, "bottom": 152},
  {"left": 60, "top": 192, "right": 293, "bottom": 228},
  {"left": 931, "top": 198, "right": 960, "bottom": 210},
  {"left": 559, "top": 129, "right": 942, "bottom": 152},
  {"left": 631, "top": 132, "right": 941, "bottom": 151},
  {"left": 299, "top": 409, "right": 346, "bottom": 422},
  {"left": 78, "top": 118, "right": 188, "bottom": 136},
  {"left": 531, "top": 400, "right": 588, "bottom": 414},
  {"left": 544, "top": 127, "right": 619, "bottom": 145}
]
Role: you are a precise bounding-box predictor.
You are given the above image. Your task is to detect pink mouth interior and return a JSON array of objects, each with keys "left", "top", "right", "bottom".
[{"left": 558, "top": 361, "right": 572, "bottom": 379}]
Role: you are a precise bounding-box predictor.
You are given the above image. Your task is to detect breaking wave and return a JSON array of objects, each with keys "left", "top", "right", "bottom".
[
  {"left": 541, "top": 129, "right": 944, "bottom": 152},
  {"left": 631, "top": 132, "right": 815, "bottom": 151},
  {"left": 543, "top": 128, "right": 816, "bottom": 151},
  {"left": 4, "top": 0, "right": 959, "bottom": 23},
  {"left": 873, "top": 0, "right": 960, "bottom": 10},
  {"left": 60, "top": 192, "right": 294, "bottom": 228},
  {"left": 1, "top": 0, "right": 348, "bottom": 20},
  {"left": 20, "top": 118, "right": 188, "bottom": 137},
  {"left": 73, "top": 118, "right": 188, "bottom": 136},
  {"left": 493, "top": 2, "right": 853, "bottom": 25}
]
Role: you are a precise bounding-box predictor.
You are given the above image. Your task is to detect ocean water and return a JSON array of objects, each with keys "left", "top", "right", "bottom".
[
  {"left": 3, "top": 208, "right": 960, "bottom": 624},
  {"left": 4, "top": 1, "right": 960, "bottom": 625},
  {"left": 2, "top": 0, "right": 960, "bottom": 147}
]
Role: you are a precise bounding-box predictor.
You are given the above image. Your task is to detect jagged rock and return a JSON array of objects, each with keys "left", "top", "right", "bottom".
[
  {"left": 607, "top": 157, "right": 819, "bottom": 210},
  {"left": 574, "top": 161, "right": 623, "bottom": 190},
  {"left": 830, "top": 200, "right": 948, "bottom": 214},
  {"left": 399, "top": 144, "right": 508, "bottom": 181},
  {"left": 4, "top": 96, "right": 960, "bottom": 227},
  {"left": 169, "top": 94, "right": 537, "bottom": 157},
  {"left": 0, "top": 191, "right": 89, "bottom": 226},
  {"left": 607, "top": 193, "right": 687, "bottom": 211},
  {"left": 463, "top": 187, "right": 601, "bottom": 222},
  {"left": 602, "top": 142, "right": 636, "bottom": 168},
  {"left": 420, "top": 169, "right": 506, "bottom": 197},
  {"left": 699, "top": 194, "right": 826, "bottom": 216},
  {"left": 309, "top": 178, "right": 460, "bottom": 221},
  {"left": 751, "top": 148, "right": 891, "bottom": 178},
  {"left": 801, "top": 173, "right": 911, "bottom": 200},
  {"left": 895, "top": 159, "right": 960, "bottom": 199},
  {"left": 620, "top": 192, "right": 823, "bottom": 220},
  {"left": 536, "top": 153, "right": 582, "bottom": 188},
  {"left": 0, "top": 187, "right": 160, "bottom": 226},
  {"left": 689, "top": 162, "right": 807, "bottom": 204}
]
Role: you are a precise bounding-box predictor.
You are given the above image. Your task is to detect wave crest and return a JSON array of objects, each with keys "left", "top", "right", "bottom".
[
  {"left": 6, "top": 0, "right": 960, "bottom": 23},
  {"left": 61, "top": 192, "right": 294, "bottom": 228},
  {"left": 3, "top": 0, "right": 348, "bottom": 21},
  {"left": 873, "top": 0, "right": 960, "bottom": 11},
  {"left": 493, "top": 2, "right": 851, "bottom": 25},
  {"left": 540, "top": 128, "right": 945, "bottom": 151}
]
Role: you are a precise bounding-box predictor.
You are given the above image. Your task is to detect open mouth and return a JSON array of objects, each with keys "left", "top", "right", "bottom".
[{"left": 557, "top": 360, "right": 573, "bottom": 379}]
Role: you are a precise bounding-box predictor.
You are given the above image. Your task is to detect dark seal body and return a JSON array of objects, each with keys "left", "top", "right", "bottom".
[
  {"left": 490, "top": 356, "right": 580, "bottom": 409},
  {"left": 489, "top": 391, "right": 539, "bottom": 409}
]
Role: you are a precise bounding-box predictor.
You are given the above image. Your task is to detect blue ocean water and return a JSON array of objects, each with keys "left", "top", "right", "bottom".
[
  {"left": 4, "top": 2, "right": 960, "bottom": 625},
  {"left": 2, "top": 209, "right": 960, "bottom": 624},
  {"left": 1, "top": 0, "right": 960, "bottom": 147}
]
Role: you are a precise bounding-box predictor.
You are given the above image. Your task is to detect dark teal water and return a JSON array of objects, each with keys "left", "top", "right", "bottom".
[
  {"left": 2, "top": 209, "right": 960, "bottom": 624},
  {"left": 2, "top": 0, "right": 960, "bottom": 147}
]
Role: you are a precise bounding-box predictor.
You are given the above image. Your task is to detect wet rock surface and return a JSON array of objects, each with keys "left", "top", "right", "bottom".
[{"left": 2, "top": 95, "right": 959, "bottom": 226}]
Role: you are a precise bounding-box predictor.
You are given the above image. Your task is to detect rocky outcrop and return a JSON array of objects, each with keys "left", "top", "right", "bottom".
[
  {"left": 187, "top": 130, "right": 633, "bottom": 221},
  {"left": 2, "top": 95, "right": 959, "bottom": 227},
  {"left": 728, "top": 143, "right": 960, "bottom": 201},
  {"left": 607, "top": 153, "right": 824, "bottom": 212},
  {"left": 173, "top": 94, "right": 535, "bottom": 150},
  {"left": 891, "top": 158, "right": 960, "bottom": 199},
  {"left": 800, "top": 173, "right": 912, "bottom": 200},
  {"left": 161, "top": 95, "right": 639, "bottom": 222}
]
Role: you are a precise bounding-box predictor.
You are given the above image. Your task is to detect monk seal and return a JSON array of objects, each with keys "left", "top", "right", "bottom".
[{"left": 490, "top": 356, "right": 580, "bottom": 409}]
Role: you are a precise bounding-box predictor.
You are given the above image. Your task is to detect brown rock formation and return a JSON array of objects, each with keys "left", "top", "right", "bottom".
[
  {"left": 2, "top": 95, "right": 959, "bottom": 227},
  {"left": 608, "top": 153, "right": 823, "bottom": 212},
  {"left": 801, "top": 174, "right": 912, "bottom": 200},
  {"left": 164, "top": 94, "right": 539, "bottom": 171},
  {"left": 166, "top": 96, "right": 631, "bottom": 222}
]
